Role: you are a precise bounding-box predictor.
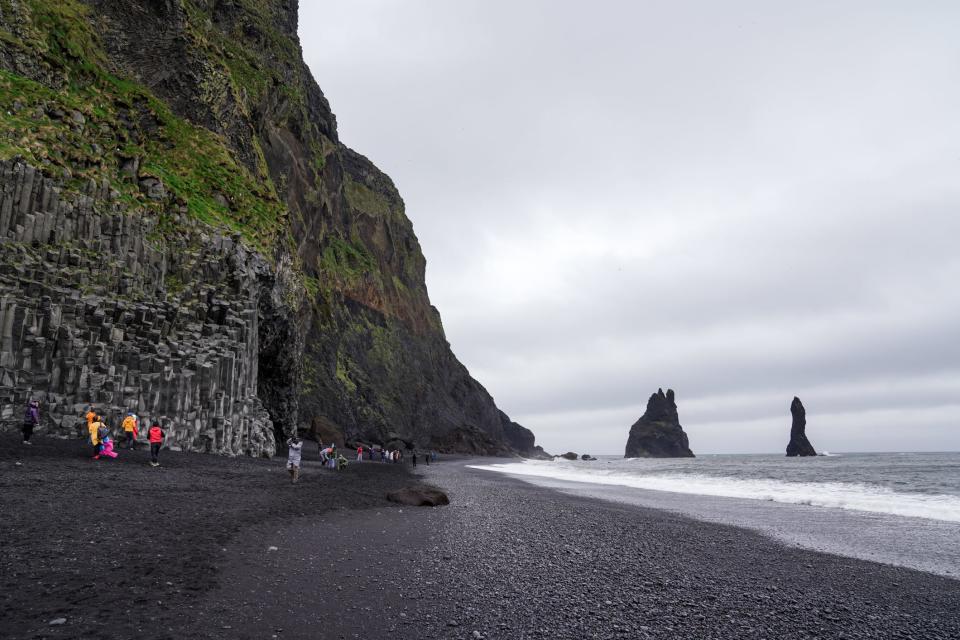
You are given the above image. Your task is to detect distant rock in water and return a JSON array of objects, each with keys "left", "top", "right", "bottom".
[
  {"left": 786, "top": 397, "right": 817, "bottom": 457},
  {"left": 559, "top": 452, "right": 579, "bottom": 460},
  {"left": 624, "top": 389, "right": 695, "bottom": 458},
  {"left": 581, "top": 454, "right": 596, "bottom": 461}
]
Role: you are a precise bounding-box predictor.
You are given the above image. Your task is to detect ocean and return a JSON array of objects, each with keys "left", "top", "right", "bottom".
[{"left": 469, "top": 452, "right": 960, "bottom": 577}]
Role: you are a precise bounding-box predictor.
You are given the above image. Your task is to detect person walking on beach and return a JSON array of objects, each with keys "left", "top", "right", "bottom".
[
  {"left": 412, "top": 451, "right": 418, "bottom": 468},
  {"left": 357, "top": 445, "right": 363, "bottom": 462},
  {"left": 87, "top": 414, "right": 110, "bottom": 460},
  {"left": 287, "top": 435, "right": 303, "bottom": 484},
  {"left": 147, "top": 421, "right": 165, "bottom": 467},
  {"left": 121, "top": 412, "right": 138, "bottom": 449},
  {"left": 22, "top": 399, "right": 39, "bottom": 444},
  {"left": 424, "top": 450, "right": 430, "bottom": 466}
]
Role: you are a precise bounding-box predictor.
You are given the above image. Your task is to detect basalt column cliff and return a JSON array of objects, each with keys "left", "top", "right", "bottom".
[{"left": 0, "top": 1, "right": 540, "bottom": 456}]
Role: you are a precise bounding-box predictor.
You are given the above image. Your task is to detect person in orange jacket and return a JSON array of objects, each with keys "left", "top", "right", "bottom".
[
  {"left": 147, "top": 421, "right": 165, "bottom": 467},
  {"left": 121, "top": 412, "right": 139, "bottom": 449},
  {"left": 88, "top": 415, "right": 108, "bottom": 459}
]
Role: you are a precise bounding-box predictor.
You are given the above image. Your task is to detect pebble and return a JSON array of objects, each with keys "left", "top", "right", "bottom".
[{"left": 49, "top": 618, "right": 67, "bottom": 625}]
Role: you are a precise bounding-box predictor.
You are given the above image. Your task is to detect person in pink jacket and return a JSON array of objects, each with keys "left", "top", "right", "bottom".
[{"left": 99, "top": 436, "right": 118, "bottom": 459}]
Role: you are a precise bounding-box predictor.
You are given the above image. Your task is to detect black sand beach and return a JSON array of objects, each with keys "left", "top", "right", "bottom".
[{"left": 3, "top": 436, "right": 959, "bottom": 639}]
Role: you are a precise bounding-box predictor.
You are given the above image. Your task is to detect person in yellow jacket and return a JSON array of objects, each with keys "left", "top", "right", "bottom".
[
  {"left": 121, "top": 412, "right": 139, "bottom": 450},
  {"left": 89, "top": 415, "right": 108, "bottom": 460}
]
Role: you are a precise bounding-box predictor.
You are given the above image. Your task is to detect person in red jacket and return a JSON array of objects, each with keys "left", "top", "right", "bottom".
[
  {"left": 147, "top": 421, "right": 165, "bottom": 467},
  {"left": 356, "top": 445, "right": 363, "bottom": 462}
]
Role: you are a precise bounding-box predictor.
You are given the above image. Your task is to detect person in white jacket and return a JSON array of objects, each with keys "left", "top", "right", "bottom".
[{"left": 287, "top": 435, "right": 303, "bottom": 484}]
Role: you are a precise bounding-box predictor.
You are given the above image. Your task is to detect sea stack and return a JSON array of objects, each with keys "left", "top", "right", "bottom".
[
  {"left": 786, "top": 397, "right": 817, "bottom": 457},
  {"left": 624, "top": 389, "right": 695, "bottom": 458}
]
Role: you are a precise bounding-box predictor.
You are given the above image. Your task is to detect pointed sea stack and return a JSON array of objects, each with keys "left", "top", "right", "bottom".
[
  {"left": 624, "top": 389, "right": 695, "bottom": 458},
  {"left": 786, "top": 397, "right": 817, "bottom": 457}
]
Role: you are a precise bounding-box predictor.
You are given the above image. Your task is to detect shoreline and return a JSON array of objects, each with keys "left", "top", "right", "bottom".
[
  {"left": 3, "top": 438, "right": 959, "bottom": 639},
  {"left": 469, "top": 461, "right": 960, "bottom": 579},
  {"left": 199, "top": 458, "right": 959, "bottom": 639}
]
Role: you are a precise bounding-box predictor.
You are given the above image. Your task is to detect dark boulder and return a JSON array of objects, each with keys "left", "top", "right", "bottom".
[
  {"left": 386, "top": 486, "right": 450, "bottom": 507},
  {"left": 559, "top": 451, "right": 579, "bottom": 460},
  {"left": 786, "top": 397, "right": 817, "bottom": 457},
  {"left": 581, "top": 454, "right": 596, "bottom": 461},
  {"left": 624, "top": 389, "right": 695, "bottom": 458}
]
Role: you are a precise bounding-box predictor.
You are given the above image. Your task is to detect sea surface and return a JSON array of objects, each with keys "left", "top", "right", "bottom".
[{"left": 469, "top": 452, "right": 960, "bottom": 578}]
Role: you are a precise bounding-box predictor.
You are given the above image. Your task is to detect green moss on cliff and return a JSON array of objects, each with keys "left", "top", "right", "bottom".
[
  {"left": 0, "top": 0, "right": 287, "bottom": 255},
  {"left": 319, "top": 236, "right": 377, "bottom": 280},
  {"left": 344, "top": 177, "right": 392, "bottom": 218}
]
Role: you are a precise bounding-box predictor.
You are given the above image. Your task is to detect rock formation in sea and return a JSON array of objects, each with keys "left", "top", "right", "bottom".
[
  {"left": 0, "top": 1, "right": 541, "bottom": 457},
  {"left": 624, "top": 388, "right": 695, "bottom": 458},
  {"left": 785, "top": 397, "right": 817, "bottom": 457}
]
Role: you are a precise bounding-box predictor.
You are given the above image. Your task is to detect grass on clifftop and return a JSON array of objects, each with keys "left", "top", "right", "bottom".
[{"left": 0, "top": 0, "right": 287, "bottom": 256}]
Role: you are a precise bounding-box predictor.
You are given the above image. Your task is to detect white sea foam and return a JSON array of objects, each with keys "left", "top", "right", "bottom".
[{"left": 468, "top": 460, "right": 960, "bottom": 523}]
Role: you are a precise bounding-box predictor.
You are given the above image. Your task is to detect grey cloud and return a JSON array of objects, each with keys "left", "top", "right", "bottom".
[{"left": 301, "top": 0, "right": 960, "bottom": 453}]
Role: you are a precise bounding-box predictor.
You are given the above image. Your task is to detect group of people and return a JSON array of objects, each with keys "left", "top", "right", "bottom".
[
  {"left": 84, "top": 405, "right": 166, "bottom": 466},
  {"left": 18, "top": 399, "right": 167, "bottom": 467},
  {"left": 282, "top": 440, "right": 437, "bottom": 484},
  {"left": 355, "top": 445, "right": 407, "bottom": 464},
  {"left": 20, "top": 400, "right": 438, "bottom": 481}
]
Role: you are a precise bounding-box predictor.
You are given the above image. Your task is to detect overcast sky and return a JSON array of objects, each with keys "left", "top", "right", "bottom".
[{"left": 299, "top": 1, "right": 960, "bottom": 454}]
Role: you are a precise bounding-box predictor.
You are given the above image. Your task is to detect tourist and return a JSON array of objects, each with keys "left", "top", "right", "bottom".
[
  {"left": 412, "top": 451, "right": 418, "bottom": 468},
  {"left": 287, "top": 435, "right": 303, "bottom": 484},
  {"left": 148, "top": 421, "right": 165, "bottom": 467},
  {"left": 85, "top": 405, "right": 96, "bottom": 429},
  {"left": 121, "top": 412, "right": 138, "bottom": 449},
  {"left": 22, "top": 399, "right": 39, "bottom": 444},
  {"left": 98, "top": 435, "right": 118, "bottom": 459},
  {"left": 88, "top": 415, "right": 107, "bottom": 459},
  {"left": 424, "top": 450, "right": 430, "bottom": 466},
  {"left": 380, "top": 448, "right": 386, "bottom": 463},
  {"left": 356, "top": 445, "right": 363, "bottom": 462}
]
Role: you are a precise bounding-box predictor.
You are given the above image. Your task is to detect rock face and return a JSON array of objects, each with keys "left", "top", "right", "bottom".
[
  {"left": 786, "top": 397, "right": 817, "bottom": 457},
  {"left": 0, "top": 1, "right": 534, "bottom": 456},
  {"left": 0, "top": 160, "right": 280, "bottom": 455},
  {"left": 624, "top": 389, "right": 695, "bottom": 458},
  {"left": 499, "top": 411, "right": 551, "bottom": 459}
]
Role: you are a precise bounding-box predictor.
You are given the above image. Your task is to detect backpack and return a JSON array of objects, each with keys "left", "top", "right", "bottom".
[{"left": 98, "top": 424, "right": 109, "bottom": 441}]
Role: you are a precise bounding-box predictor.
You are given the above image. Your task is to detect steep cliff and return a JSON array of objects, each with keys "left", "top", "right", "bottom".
[
  {"left": 786, "top": 397, "right": 817, "bottom": 457},
  {"left": 0, "top": 0, "right": 538, "bottom": 456},
  {"left": 624, "top": 388, "right": 695, "bottom": 458}
]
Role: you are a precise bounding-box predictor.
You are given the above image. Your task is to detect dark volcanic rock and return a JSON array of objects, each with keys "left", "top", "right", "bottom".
[
  {"left": 786, "top": 396, "right": 817, "bottom": 456},
  {"left": 580, "top": 454, "right": 596, "bottom": 461},
  {"left": 0, "top": 1, "right": 539, "bottom": 457},
  {"left": 500, "top": 411, "right": 551, "bottom": 459},
  {"left": 386, "top": 486, "right": 450, "bottom": 507},
  {"left": 624, "top": 388, "right": 695, "bottom": 458},
  {"left": 560, "top": 452, "right": 579, "bottom": 460}
]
